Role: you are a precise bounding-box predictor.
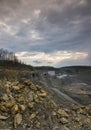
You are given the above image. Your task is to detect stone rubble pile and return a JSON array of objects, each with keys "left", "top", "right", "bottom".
[{"left": 0, "top": 79, "right": 91, "bottom": 130}]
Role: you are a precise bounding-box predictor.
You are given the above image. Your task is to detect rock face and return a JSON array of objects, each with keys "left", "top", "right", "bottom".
[{"left": 0, "top": 77, "right": 91, "bottom": 130}]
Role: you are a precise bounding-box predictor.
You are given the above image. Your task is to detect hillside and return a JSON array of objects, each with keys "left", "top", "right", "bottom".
[{"left": 0, "top": 65, "right": 91, "bottom": 130}]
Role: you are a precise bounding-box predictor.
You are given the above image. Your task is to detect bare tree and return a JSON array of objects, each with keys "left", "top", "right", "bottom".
[{"left": 0, "top": 48, "right": 19, "bottom": 63}]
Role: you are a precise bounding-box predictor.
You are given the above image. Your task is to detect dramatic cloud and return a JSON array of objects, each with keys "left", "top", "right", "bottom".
[
  {"left": 0, "top": 0, "right": 91, "bottom": 67},
  {"left": 16, "top": 51, "right": 88, "bottom": 67}
]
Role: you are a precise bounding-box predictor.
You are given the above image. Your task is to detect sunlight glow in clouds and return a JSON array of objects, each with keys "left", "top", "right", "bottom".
[
  {"left": 34, "top": 9, "right": 41, "bottom": 18},
  {"left": 16, "top": 51, "right": 88, "bottom": 67},
  {"left": 29, "top": 30, "right": 43, "bottom": 40}
]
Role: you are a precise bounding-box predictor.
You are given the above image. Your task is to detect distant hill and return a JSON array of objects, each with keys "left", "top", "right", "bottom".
[
  {"left": 58, "top": 66, "right": 91, "bottom": 74},
  {"left": 34, "top": 66, "right": 57, "bottom": 71},
  {"left": 35, "top": 65, "right": 91, "bottom": 72}
]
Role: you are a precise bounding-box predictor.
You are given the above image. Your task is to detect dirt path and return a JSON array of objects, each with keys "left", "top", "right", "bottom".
[
  {"left": 39, "top": 75, "right": 80, "bottom": 105},
  {"left": 52, "top": 88, "right": 80, "bottom": 105}
]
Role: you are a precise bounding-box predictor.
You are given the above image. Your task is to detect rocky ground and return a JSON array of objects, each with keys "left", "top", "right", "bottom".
[{"left": 0, "top": 71, "right": 91, "bottom": 130}]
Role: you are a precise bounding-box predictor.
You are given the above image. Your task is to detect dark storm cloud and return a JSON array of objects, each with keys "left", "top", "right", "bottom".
[{"left": 0, "top": 0, "right": 91, "bottom": 66}]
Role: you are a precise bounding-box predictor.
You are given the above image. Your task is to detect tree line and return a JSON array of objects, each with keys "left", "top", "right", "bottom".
[
  {"left": 0, "top": 48, "right": 18, "bottom": 63},
  {"left": 0, "top": 48, "right": 33, "bottom": 70}
]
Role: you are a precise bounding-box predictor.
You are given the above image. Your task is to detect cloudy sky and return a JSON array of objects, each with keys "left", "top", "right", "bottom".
[{"left": 0, "top": 0, "right": 91, "bottom": 67}]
